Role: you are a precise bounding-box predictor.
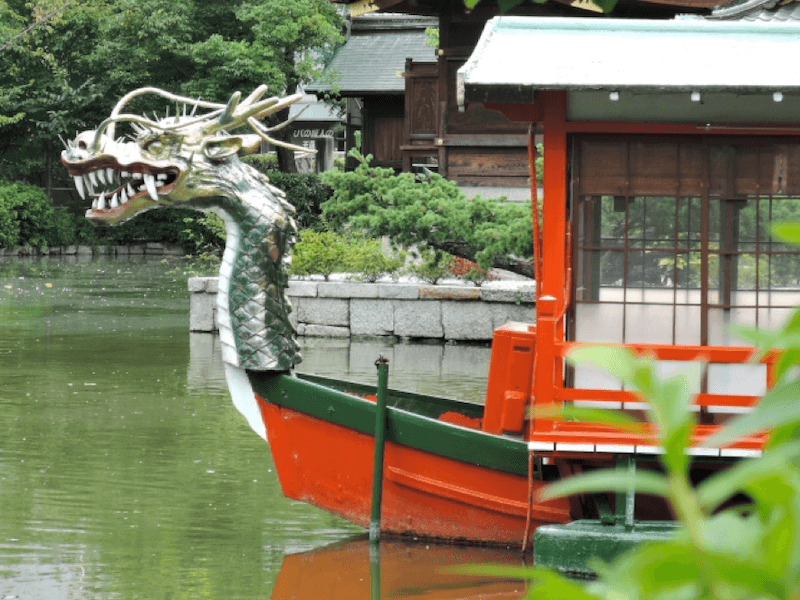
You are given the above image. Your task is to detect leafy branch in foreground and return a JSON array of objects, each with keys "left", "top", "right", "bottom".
[{"left": 320, "top": 149, "right": 534, "bottom": 277}]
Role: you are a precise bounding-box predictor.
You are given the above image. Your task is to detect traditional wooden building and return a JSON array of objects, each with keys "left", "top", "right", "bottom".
[
  {"left": 307, "top": 13, "right": 438, "bottom": 171},
  {"left": 321, "top": 0, "right": 746, "bottom": 194}
]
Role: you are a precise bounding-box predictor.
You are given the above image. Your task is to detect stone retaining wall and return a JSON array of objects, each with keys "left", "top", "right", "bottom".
[{"left": 189, "top": 277, "right": 537, "bottom": 341}]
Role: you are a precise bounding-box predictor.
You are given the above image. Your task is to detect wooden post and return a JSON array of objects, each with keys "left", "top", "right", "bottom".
[{"left": 370, "top": 356, "right": 390, "bottom": 543}]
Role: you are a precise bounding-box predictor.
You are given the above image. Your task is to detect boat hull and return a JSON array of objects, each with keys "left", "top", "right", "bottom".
[{"left": 249, "top": 372, "right": 571, "bottom": 545}]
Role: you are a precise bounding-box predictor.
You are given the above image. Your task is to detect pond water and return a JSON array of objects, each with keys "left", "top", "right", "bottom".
[{"left": 0, "top": 257, "right": 525, "bottom": 599}]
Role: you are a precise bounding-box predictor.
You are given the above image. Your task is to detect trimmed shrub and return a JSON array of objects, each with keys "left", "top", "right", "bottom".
[
  {"left": 290, "top": 230, "right": 347, "bottom": 280},
  {"left": 290, "top": 230, "right": 402, "bottom": 281},
  {"left": 0, "top": 179, "right": 55, "bottom": 248}
]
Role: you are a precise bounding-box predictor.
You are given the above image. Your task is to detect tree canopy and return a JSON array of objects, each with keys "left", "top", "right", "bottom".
[{"left": 0, "top": 0, "right": 343, "bottom": 182}]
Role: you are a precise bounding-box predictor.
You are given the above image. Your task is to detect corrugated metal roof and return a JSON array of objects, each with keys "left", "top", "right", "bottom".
[
  {"left": 307, "top": 30, "right": 436, "bottom": 95},
  {"left": 458, "top": 16, "right": 800, "bottom": 105}
]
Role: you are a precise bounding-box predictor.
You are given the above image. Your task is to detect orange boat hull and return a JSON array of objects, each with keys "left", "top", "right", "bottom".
[{"left": 256, "top": 396, "right": 571, "bottom": 545}]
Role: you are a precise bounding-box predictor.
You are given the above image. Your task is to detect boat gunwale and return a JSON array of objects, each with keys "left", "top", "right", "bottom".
[{"left": 247, "top": 371, "right": 530, "bottom": 477}]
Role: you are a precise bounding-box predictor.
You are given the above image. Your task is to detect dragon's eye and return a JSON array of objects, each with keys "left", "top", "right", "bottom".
[{"left": 143, "top": 137, "right": 165, "bottom": 155}]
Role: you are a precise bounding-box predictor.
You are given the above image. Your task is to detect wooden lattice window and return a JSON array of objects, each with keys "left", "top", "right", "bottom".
[{"left": 570, "top": 136, "right": 800, "bottom": 394}]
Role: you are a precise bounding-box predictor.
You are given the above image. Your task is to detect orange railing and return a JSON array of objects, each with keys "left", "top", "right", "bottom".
[{"left": 527, "top": 340, "right": 776, "bottom": 456}]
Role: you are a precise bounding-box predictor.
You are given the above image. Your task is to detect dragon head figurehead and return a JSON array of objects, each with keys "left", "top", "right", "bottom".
[
  {"left": 61, "top": 86, "right": 306, "bottom": 376},
  {"left": 61, "top": 85, "right": 305, "bottom": 225}
]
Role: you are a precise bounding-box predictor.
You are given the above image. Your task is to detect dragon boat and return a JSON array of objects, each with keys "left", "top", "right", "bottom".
[{"left": 61, "top": 15, "right": 800, "bottom": 566}]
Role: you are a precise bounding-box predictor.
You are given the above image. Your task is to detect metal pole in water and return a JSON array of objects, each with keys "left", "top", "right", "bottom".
[{"left": 370, "top": 355, "right": 390, "bottom": 544}]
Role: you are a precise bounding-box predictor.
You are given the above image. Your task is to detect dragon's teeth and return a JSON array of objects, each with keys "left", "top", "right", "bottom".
[
  {"left": 143, "top": 174, "right": 158, "bottom": 200},
  {"left": 73, "top": 176, "right": 86, "bottom": 200},
  {"left": 88, "top": 171, "right": 98, "bottom": 187},
  {"left": 132, "top": 172, "right": 143, "bottom": 180},
  {"left": 97, "top": 191, "right": 106, "bottom": 210},
  {"left": 92, "top": 198, "right": 98, "bottom": 209},
  {"left": 126, "top": 183, "right": 135, "bottom": 197},
  {"left": 110, "top": 192, "right": 119, "bottom": 208},
  {"left": 121, "top": 171, "right": 130, "bottom": 178},
  {"left": 156, "top": 173, "right": 168, "bottom": 181},
  {"left": 106, "top": 168, "right": 115, "bottom": 183},
  {"left": 120, "top": 188, "right": 128, "bottom": 204},
  {"left": 97, "top": 169, "right": 107, "bottom": 185}
]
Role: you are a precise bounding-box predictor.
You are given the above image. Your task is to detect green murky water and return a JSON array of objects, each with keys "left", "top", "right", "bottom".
[{"left": 0, "top": 257, "right": 518, "bottom": 600}]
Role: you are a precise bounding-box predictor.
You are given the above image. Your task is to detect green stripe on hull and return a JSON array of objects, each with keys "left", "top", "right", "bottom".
[{"left": 247, "top": 372, "right": 529, "bottom": 477}]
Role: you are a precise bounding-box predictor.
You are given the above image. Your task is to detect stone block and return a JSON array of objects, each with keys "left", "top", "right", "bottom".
[
  {"left": 350, "top": 299, "right": 394, "bottom": 336},
  {"left": 441, "top": 301, "right": 495, "bottom": 340},
  {"left": 319, "top": 281, "right": 379, "bottom": 298},
  {"left": 480, "top": 281, "right": 537, "bottom": 304},
  {"left": 295, "top": 297, "right": 350, "bottom": 326},
  {"left": 419, "top": 285, "right": 481, "bottom": 301},
  {"left": 188, "top": 277, "right": 208, "bottom": 293},
  {"left": 393, "top": 300, "right": 442, "bottom": 338},
  {"left": 76, "top": 245, "right": 93, "bottom": 255},
  {"left": 303, "top": 324, "right": 351, "bottom": 338},
  {"left": 377, "top": 283, "right": 419, "bottom": 300},
  {"left": 189, "top": 292, "right": 216, "bottom": 332},
  {"left": 288, "top": 280, "right": 318, "bottom": 297}
]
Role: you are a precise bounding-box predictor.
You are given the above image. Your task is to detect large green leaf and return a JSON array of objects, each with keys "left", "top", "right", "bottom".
[
  {"left": 704, "top": 378, "right": 800, "bottom": 448},
  {"left": 697, "top": 442, "right": 800, "bottom": 511}
]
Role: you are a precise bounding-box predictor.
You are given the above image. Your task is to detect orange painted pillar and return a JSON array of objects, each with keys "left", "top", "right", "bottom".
[{"left": 530, "top": 91, "right": 568, "bottom": 439}]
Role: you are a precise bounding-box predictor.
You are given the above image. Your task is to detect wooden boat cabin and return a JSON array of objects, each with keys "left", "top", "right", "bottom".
[{"left": 462, "top": 16, "right": 800, "bottom": 478}]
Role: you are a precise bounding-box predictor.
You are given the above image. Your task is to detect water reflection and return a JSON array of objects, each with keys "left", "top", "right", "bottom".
[
  {"left": 274, "top": 536, "right": 527, "bottom": 600},
  {"left": 1, "top": 258, "right": 500, "bottom": 600},
  {"left": 188, "top": 334, "right": 491, "bottom": 403}
]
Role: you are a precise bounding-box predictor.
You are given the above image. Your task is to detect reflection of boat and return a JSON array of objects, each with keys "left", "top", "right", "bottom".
[{"left": 272, "top": 535, "right": 527, "bottom": 600}]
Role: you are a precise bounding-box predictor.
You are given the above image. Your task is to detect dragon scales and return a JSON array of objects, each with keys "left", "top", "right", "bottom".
[{"left": 61, "top": 86, "right": 307, "bottom": 439}]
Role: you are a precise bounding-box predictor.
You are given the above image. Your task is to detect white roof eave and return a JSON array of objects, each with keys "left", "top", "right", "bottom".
[{"left": 458, "top": 16, "right": 800, "bottom": 107}]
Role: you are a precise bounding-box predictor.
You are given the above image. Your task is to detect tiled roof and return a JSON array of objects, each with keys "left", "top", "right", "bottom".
[{"left": 307, "top": 27, "right": 436, "bottom": 95}]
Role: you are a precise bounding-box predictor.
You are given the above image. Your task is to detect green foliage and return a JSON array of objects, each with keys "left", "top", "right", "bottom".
[
  {"left": 0, "top": 0, "right": 343, "bottom": 181},
  {"left": 0, "top": 179, "right": 55, "bottom": 248},
  {"left": 290, "top": 230, "right": 346, "bottom": 280},
  {"left": 345, "top": 236, "right": 403, "bottom": 283},
  {"left": 0, "top": 186, "right": 20, "bottom": 247},
  {"left": 289, "top": 230, "right": 402, "bottom": 282},
  {"left": 320, "top": 149, "right": 532, "bottom": 273},
  {"left": 242, "top": 162, "right": 334, "bottom": 231},
  {"left": 242, "top": 153, "right": 279, "bottom": 174},
  {"left": 272, "top": 172, "right": 333, "bottom": 231},
  {"left": 0, "top": 181, "right": 226, "bottom": 252},
  {"left": 405, "top": 247, "right": 454, "bottom": 285},
  {"left": 424, "top": 27, "right": 439, "bottom": 49}
]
